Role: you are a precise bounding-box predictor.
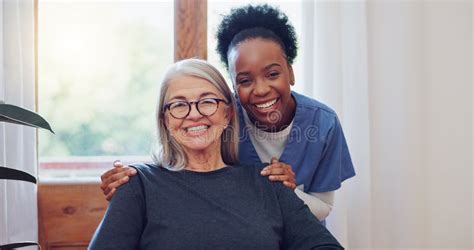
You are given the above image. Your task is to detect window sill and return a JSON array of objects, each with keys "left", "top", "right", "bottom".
[{"left": 39, "top": 155, "right": 151, "bottom": 184}]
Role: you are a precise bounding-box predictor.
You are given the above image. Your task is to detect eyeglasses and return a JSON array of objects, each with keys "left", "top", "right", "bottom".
[{"left": 163, "top": 98, "right": 228, "bottom": 119}]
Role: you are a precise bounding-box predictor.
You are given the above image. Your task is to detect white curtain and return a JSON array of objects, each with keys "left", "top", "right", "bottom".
[
  {"left": 299, "top": 0, "right": 472, "bottom": 249},
  {"left": 0, "top": 0, "right": 37, "bottom": 248}
]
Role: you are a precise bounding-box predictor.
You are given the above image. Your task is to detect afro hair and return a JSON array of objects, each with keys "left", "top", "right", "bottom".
[{"left": 216, "top": 4, "right": 298, "bottom": 69}]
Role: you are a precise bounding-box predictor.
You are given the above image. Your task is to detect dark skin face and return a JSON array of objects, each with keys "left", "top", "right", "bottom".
[{"left": 228, "top": 38, "right": 296, "bottom": 132}]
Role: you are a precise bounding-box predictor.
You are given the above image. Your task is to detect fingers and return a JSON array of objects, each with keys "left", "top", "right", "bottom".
[
  {"left": 260, "top": 162, "right": 295, "bottom": 178},
  {"left": 261, "top": 167, "right": 290, "bottom": 176},
  {"left": 100, "top": 160, "right": 137, "bottom": 200},
  {"left": 283, "top": 181, "right": 297, "bottom": 190},
  {"left": 105, "top": 188, "right": 116, "bottom": 201},
  {"left": 102, "top": 175, "right": 131, "bottom": 197},
  {"left": 100, "top": 161, "right": 126, "bottom": 182},
  {"left": 270, "top": 156, "right": 279, "bottom": 164},
  {"left": 100, "top": 168, "right": 117, "bottom": 183},
  {"left": 260, "top": 160, "right": 297, "bottom": 189},
  {"left": 100, "top": 167, "right": 134, "bottom": 190},
  {"left": 268, "top": 172, "right": 296, "bottom": 188},
  {"left": 268, "top": 174, "right": 293, "bottom": 181},
  {"left": 113, "top": 160, "right": 124, "bottom": 167},
  {"left": 101, "top": 168, "right": 136, "bottom": 194}
]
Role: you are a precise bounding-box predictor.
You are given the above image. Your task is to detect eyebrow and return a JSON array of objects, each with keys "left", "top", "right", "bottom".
[
  {"left": 236, "top": 63, "right": 282, "bottom": 77},
  {"left": 264, "top": 63, "right": 282, "bottom": 71},
  {"left": 167, "top": 92, "right": 219, "bottom": 102}
]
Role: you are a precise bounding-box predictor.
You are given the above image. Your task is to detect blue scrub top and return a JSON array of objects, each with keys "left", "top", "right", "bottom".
[{"left": 237, "top": 91, "right": 356, "bottom": 193}]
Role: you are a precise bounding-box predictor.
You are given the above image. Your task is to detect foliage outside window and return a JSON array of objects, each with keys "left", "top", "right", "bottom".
[{"left": 39, "top": 1, "right": 173, "bottom": 180}]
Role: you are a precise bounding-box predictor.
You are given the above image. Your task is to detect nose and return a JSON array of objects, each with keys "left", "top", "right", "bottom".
[
  {"left": 253, "top": 78, "right": 271, "bottom": 97},
  {"left": 186, "top": 103, "right": 203, "bottom": 120}
]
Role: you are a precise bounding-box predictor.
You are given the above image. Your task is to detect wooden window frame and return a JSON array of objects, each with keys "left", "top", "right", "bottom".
[{"left": 174, "top": 0, "right": 207, "bottom": 61}]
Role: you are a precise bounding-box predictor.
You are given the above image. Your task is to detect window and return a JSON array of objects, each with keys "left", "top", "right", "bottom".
[{"left": 38, "top": 1, "right": 174, "bottom": 181}]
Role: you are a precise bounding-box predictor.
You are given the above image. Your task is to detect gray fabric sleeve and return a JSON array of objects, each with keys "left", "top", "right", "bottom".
[
  {"left": 89, "top": 175, "right": 145, "bottom": 249},
  {"left": 277, "top": 182, "right": 344, "bottom": 250}
]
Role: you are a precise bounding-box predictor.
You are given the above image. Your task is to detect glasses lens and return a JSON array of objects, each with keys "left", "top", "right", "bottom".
[
  {"left": 198, "top": 99, "right": 218, "bottom": 116},
  {"left": 169, "top": 102, "right": 189, "bottom": 118}
]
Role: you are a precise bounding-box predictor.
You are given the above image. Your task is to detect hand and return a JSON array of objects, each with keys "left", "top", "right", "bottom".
[
  {"left": 260, "top": 157, "right": 297, "bottom": 189},
  {"left": 100, "top": 160, "right": 137, "bottom": 201}
]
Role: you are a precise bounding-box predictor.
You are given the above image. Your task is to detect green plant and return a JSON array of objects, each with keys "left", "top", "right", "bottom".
[{"left": 0, "top": 101, "right": 53, "bottom": 249}]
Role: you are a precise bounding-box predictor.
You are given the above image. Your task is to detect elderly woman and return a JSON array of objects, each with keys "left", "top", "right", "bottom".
[{"left": 89, "top": 59, "right": 343, "bottom": 249}]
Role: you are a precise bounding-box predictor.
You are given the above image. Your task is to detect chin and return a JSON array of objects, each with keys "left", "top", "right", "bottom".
[
  {"left": 249, "top": 112, "right": 278, "bottom": 126},
  {"left": 181, "top": 138, "right": 217, "bottom": 152},
  {"left": 176, "top": 126, "right": 223, "bottom": 150}
]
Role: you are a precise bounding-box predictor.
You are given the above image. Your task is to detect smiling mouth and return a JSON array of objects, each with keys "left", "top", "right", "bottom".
[
  {"left": 185, "top": 125, "right": 210, "bottom": 133},
  {"left": 254, "top": 98, "right": 278, "bottom": 109}
]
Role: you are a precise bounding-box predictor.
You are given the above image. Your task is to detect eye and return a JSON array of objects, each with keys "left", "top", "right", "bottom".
[
  {"left": 237, "top": 78, "right": 251, "bottom": 86},
  {"left": 199, "top": 98, "right": 218, "bottom": 105},
  {"left": 169, "top": 102, "right": 188, "bottom": 109},
  {"left": 267, "top": 71, "right": 280, "bottom": 79}
]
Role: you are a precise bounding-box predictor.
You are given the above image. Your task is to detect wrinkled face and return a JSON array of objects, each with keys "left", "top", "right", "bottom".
[
  {"left": 163, "top": 75, "right": 230, "bottom": 153},
  {"left": 228, "top": 39, "right": 295, "bottom": 130}
]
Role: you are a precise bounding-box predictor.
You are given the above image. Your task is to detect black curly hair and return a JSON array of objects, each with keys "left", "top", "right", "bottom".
[{"left": 216, "top": 4, "right": 298, "bottom": 69}]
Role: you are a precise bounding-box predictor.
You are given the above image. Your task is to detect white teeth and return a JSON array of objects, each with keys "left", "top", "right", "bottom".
[
  {"left": 255, "top": 99, "right": 277, "bottom": 109},
  {"left": 186, "top": 125, "right": 208, "bottom": 132}
]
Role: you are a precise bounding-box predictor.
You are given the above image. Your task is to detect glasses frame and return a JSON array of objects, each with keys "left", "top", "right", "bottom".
[{"left": 163, "top": 98, "right": 228, "bottom": 119}]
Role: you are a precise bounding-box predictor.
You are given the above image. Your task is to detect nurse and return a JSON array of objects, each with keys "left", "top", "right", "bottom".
[{"left": 100, "top": 4, "right": 355, "bottom": 221}]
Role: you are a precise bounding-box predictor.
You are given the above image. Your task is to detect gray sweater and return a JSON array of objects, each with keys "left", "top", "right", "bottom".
[{"left": 89, "top": 163, "right": 343, "bottom": 250}]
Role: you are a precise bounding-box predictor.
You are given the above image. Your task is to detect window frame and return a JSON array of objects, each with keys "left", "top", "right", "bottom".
[{"left": 175, "top": 0, "right": 207, "bottom": 61}]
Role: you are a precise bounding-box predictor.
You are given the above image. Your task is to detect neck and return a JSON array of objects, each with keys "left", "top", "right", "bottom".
[{"left": 184, "top": 148, "right": 226, "bottom": 172}]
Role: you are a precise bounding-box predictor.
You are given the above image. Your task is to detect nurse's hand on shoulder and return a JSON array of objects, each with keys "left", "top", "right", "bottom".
[
  {"left": 260, "top": 157, "right": 297, "bottom": 189},
  {"left": 100, "top": 160, "right": 137, "bottom": 201}
]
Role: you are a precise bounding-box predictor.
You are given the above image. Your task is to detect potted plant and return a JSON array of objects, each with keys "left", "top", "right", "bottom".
[{"left": 0, "top": 101, "right": 53, "bottom": 250}]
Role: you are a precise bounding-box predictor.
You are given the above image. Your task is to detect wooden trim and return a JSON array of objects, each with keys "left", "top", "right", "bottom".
[{"left": 174, "top": 0, "right": 207, "bottom": 61}]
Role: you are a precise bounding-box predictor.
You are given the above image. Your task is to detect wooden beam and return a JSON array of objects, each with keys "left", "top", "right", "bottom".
[{"left": 174, "top": 0, "right": 207, "bottom": 61}]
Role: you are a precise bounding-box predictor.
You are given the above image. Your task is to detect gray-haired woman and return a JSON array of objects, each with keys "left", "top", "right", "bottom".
[{"left": 89, "top": 59, "right": 343, "bottom": 249}]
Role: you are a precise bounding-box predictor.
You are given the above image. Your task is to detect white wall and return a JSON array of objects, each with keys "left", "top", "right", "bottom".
[
  {"left": 368, "top": 2, "right": 427, "bottom": 247},
  {"left": 422, "top": 2, "right": 472, "bottom": 248},
  {"left": 472, "top": 4, "right": 474, "bottom": 248},
  {"left": 299, "top": 1, "right": 472, "bottom": 249},
  {"left": 367, "top": 1, "right": 472, "bottom": 248}
]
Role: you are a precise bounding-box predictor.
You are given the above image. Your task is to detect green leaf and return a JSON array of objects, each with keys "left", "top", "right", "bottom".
[
  {"left": 0, "top": 166, "right": 37, "bottom": 184},
  {"left": 0, "top": 242, "right": 38, "bottom": 250},
  {"left": 0, "top": 103, "right": 54, "bottom": 133}
]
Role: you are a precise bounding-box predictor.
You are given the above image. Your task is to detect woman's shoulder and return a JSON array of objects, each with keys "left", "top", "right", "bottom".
[
  {"left": 126, "top": 162, "right": 167, "bottom": 185},
  {"left": 231, "top": 162, "right": 267, "bottom": 173},
  {"left": 230, "top": 163, "right": 284, "bottom": 189},
  {"left": 129, "top": 162, "right": 160, "bottom": 174}
]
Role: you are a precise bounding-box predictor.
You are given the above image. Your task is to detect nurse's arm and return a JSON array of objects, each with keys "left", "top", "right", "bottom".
[{"left": 295, "top": 189, "right": 334, "bottom": 221}]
